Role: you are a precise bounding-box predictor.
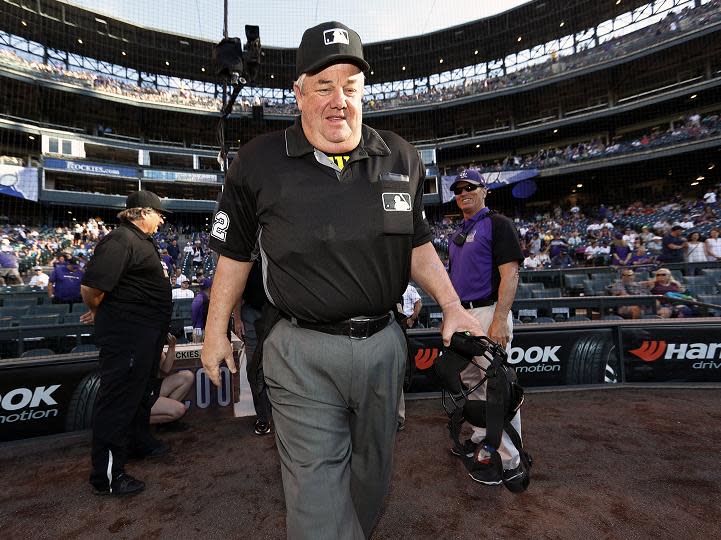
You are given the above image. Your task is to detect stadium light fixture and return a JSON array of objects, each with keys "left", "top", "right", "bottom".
[
  {"left": 517, "top": 36, "right": 522, "bottom": 42},
  {"left": 690, "top": 94, "right": 697, "bottom": 99},
  {"left": 577, "top": 184, "right": 583, "bottom": 188},
  {"left": 77, "top": 39, "right": 83, "bottom": 44},
  {"left": 708, "top": 164, "right": 715, "bottom": 170},
  {"left": 475, "top": 144, "right": 480, "bottom": 148},
  {"left": 474, "top": 50, "right": 478, "bottom": 55},
  {"left": 691, "top": 181, "right": 699, "bottom": 186},
  {"left": 165, "top": 61, "right": 170, "bottom": 66},
  {"left": 697, "top": 176, "right": 705, "bottom": 181},
  {"left": 402, "top": 66, "right": 406, "bottom": 71},
  {"left": 559, "top": 21, "right": 565, "bottom": 28},
  {"left": 616, "top": 0, "right": 621, "bottom": 5},
  {"left": 270, "top": 74, "right": 274, "bottom": 78},
  {"left": 121, "top": 51, "right": 126, "bottom": 56},
  {"left": 201, "top": 67, "right": 206, "bottom": 72},
  {"left": 439, "top": 58, "right": 444, "bottom": 64},
  {"left": 21, "top": 20, "right": 27, "bottom": 27},
  {"left": 370, "top": 71, "right": 374, "bottom": 75},
  {"left": 553, "top": 128, "right": 558, "bottom": 133},
  {"left": 28, "top": 135, "right": 35, "bottom": 140}
]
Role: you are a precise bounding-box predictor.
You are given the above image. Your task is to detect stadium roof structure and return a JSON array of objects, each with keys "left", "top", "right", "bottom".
[{"left": 3, "top": 0, "right": 653, "bottom": 89}]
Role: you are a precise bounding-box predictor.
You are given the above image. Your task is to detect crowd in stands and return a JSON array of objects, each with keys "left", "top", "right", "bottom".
[
  {"left": 473, "top": 111, "right": 721, "bottom": 172},
  {"left": 1, "top": 0, "right": 719, "bottom": 117}
]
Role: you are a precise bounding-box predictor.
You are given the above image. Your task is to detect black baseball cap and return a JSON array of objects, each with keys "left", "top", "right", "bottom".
[
  {"left": 126, "top": 190, "right": 171, "bottom": 213},
  {"left": 296, "top": 21, "right": 370, "bottom": 78}
]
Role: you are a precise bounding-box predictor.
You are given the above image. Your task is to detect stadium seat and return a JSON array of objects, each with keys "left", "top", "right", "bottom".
[
  {"left": 601, "top": 315, "right": 624, "bottom": 320},
  {"left": 568, "top": 315, "right": 591, "bottom": 321},
  {"left": 562, "top": 274, "right": 587, "bottom": 295},
  {"left": 71, "top": 344, "right": 98, "bottom": 353},
  {"left": 700, "top": 268, "right": 721, "bottom": 283},
  {"left": 698, "top": 295, "right": 721, "bottom": 316},
  {"left": 530, "top": 317, "right": 556, "bottom": 324},
  {"left": 582, "top": 279, "right": 604, "bottom": 296},
  {"left": 0, "top": 306, "right": 31, "bottom": 319},
  {"left": 33, "top": 304, "right": 71, "bottom": 316},
  {"left": 0, "top": 316, "right": 13, "bottom": 327},
  {"left": 19, "top": 314, "right": 61, "bottom": 327},
  {"left": 512, "top": 318, "right": 523, "bottom": 325},
  {"left": 532, "top": 288, "right": 561, "bottom": 298},
  {"left": 1, "top": 298, "right": 38, "bottom": 309},
  {"left": 20, "top": 348, "right": 56, "bottom": 358},
  {"left": 683, "top": 276, "right": 718, "bottom": 296}
]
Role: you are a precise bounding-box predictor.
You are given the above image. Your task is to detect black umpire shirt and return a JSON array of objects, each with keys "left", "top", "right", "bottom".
[
  {"left": 82, "top": 221, "right": 172, "bottom": 331},
  {"left": 210, "top": 117, "right": 432, "bottom": 323}
]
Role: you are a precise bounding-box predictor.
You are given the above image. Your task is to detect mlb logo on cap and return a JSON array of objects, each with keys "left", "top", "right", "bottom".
[{"left": 324, "top": 28, "right": 349, "bottom": 45}]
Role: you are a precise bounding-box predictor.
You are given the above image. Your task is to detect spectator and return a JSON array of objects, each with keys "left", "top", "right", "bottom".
[
  {"left": 399, "top": 282, "right": 422, "bottom": 329},
  {"left": 172, "top": 267, "right": 188, "bottom": 287},
  {"left": 523, "top": 252, "right": 543, "bottom": 269},
  {"left": 659, "top": 225, "right": 687, "bottom": 263},
  {"left": 191, "top": 277, "right": 211, "bottom": 333},
  {"left": 685, "top": 231, "right": 708, "bottom": 264},
  {"left": 644, "top": 268, "right": 693, "bottom": 318},
  {"left": 547, "top": 232, "right": 568, "bottom": 259},
  {"left": 0, "top": 241, "right": 22, "bottom": 285},
  {"left": 705, "top": 227, "right": 721, "bottom": 261},
  {"left": 703, "top": 187, "right": 717, "bottom": 206},
  {"left": 160, "top": 249, "right": 175, "bottom": 274},
  {"left": 48, "top": 256, "right": 83, "bottom": 304},
  {"left": 167, "top": 239, "right": 180, "bottom": 262},
  {"left": 149, "top": 333, "right": 194, "bottom": 429},
  {"left": 630, "top": 246, "right": 655, "bottom": 266},
  {"left": 171, "top": 279, "right": 194, "bottom": 300},
  {"left": 190, "top": 240, "right": 205, "bottom": 270},
  {"left": 550, "top": 247, "right": 574, "bottom": 268},
  {"left": 29, "top": 265, "right": 50, "bottom": 288},
  {"left": 606, "top": 268, "right": 650, "bottom": 319},
  {"left": 610, "top": 234, "right": 632, "bottom": 266}
]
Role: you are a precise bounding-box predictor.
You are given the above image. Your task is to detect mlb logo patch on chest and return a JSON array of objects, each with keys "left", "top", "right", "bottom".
[
  {"left": 382, "top": 193, "right": 412, "bottom": 212},
  {"left": 324, "top": 29, "right": 349, "bottom": 45}
]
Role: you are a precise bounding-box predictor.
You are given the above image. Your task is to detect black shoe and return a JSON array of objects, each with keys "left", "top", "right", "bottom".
[
  {"left": 93, "top": 473, "right": 145, "bottom": 496},
  {"left": 450, "top": 439, "right": 477, "bottom": 458},
  {"left": 502, "top": 453, "right": 532, "bottom": 493},
  {"left": 396, "top": 420, "right": 406, "bottom": 432},
  {"left": 128, "top": 440, "right": 170, "bottom": 460},
  {"left": 468, "top": 443, "right": 503, "bottom": 486},
  {"left": 253, "top": 420, "right": 271, "bottom": 436}
]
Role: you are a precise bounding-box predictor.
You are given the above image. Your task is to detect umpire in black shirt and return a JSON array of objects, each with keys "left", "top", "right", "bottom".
[
  {"left": 81, "top": 190, "right": 172, "bottom": 496},
  {"left": 203, "top": 21, "right": 483, "bottom": 539}
]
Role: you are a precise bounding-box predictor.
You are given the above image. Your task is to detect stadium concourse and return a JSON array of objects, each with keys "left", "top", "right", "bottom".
[{"left": 0, "top": 388, "right": 720, "bottom": 538}]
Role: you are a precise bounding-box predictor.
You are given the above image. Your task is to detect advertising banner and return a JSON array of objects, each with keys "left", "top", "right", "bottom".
[
  {"left": 0, "top": 359, "right": 96, "bottom": 442},
  {"left": 142, "top": 170, "right": 222, "bottom": 183},
  {"left": 407, "top": 327, "right": 619, "bottom": 390},
  {"left": 0, "top": 164, "right": 39, "bottom": 202},
  {"left": 622, "top": 324, "right": 721, "bottom": 382},
  {"left": 43, "top": 158, "right": 137, "bottom": 179}
]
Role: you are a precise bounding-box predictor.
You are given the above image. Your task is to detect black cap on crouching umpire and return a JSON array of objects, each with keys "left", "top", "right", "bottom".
[
  {"left": 296, "top": 21, "right": 370, "bottom": 78},
  {"left": 126, "top": 190, "right": 171, "bottom": 213}
]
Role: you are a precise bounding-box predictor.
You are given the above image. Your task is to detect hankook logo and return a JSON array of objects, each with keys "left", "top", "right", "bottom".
[
  {"left": 628, "top": 341, "right": 667, "bottom": 362},
  {"left": 629, "top": 341, "right": 721, "bottom": 368}
]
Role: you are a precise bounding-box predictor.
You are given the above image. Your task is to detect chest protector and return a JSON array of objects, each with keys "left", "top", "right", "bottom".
[{"left": 435, "top": 332, "right": 531, "bottom": 493}]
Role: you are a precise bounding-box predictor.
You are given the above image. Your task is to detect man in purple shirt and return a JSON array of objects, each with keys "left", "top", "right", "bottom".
[
  {"left": 447, "top": 168, "right": 525, "bottom": 487},
  {"left": 191, "top": 278, "right": 212, "bottom": 330},
  {"left": 48, "top": 257, "right": 84, "bottom": 304}
]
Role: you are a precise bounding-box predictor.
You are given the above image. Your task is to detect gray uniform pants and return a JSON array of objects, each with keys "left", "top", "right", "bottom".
[{"left": 263, "top": 317, "right": 406, "bottom": 540}]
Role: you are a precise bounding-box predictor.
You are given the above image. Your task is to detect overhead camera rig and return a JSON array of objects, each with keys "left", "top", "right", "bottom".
[{"left": 213, "top": 15, "right": 262, "bottom": 171}]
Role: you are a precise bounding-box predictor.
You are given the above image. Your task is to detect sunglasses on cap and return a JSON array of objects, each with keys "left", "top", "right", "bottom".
[{"left": 452, "top": 184, "right": 482, "bottom": 196}]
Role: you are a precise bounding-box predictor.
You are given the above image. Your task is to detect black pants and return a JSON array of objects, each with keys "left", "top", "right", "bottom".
[{"left": 89, "top": 319, "right": 166, "bottom": 487}]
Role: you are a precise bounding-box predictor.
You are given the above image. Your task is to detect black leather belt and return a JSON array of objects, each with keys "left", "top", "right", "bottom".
[
  {"left": 282, "top": 312, "right": 392, "bottom": 340},
  {"left": 461, "top": 298, "right": 496, "bottom": 309}
]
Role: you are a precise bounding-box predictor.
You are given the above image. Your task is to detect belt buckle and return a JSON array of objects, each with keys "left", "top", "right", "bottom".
[{"left": 349, "top": 317, "right": 371, "bottom": 340}]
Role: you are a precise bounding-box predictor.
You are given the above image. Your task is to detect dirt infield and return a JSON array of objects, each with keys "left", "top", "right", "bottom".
[{"left": 1, "top": 387, "right": 720, "bottom": 539}]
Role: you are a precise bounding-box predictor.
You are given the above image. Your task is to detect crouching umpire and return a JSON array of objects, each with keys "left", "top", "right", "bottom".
[
  {"left": 80, "top": 191, "right": 172, "bottom": 496},
  {"left": 447, "top": 169, "right": 525, "bottom": 485}
]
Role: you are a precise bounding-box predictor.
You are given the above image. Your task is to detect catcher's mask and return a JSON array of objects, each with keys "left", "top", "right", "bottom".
[{"left": 434, "top": 332, "right": 530, "bottom": 493}]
